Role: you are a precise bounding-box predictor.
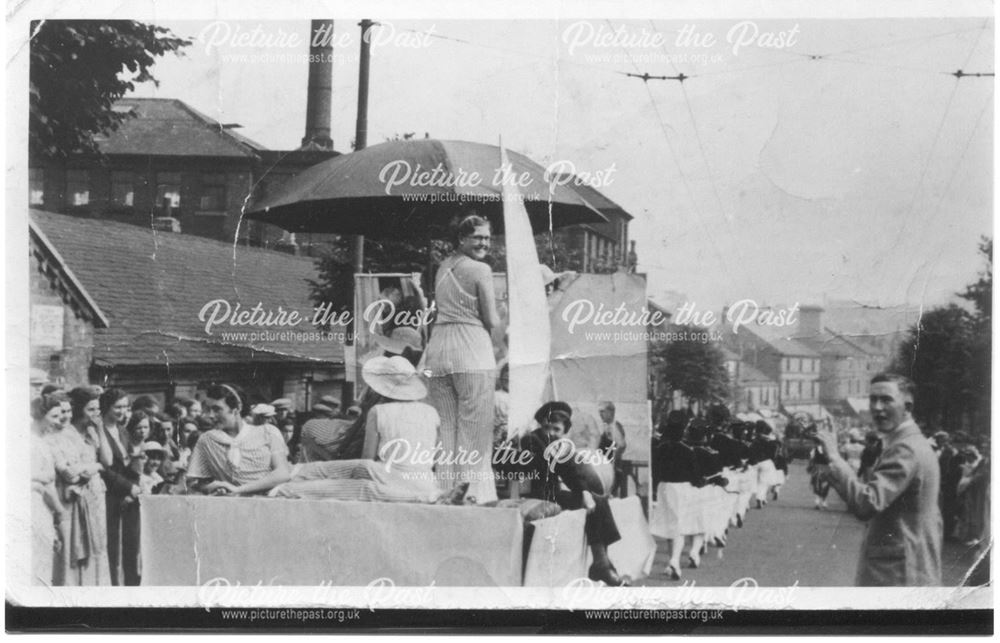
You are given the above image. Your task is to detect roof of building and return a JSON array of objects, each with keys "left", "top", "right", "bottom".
[
  {"left": 731, "top": 323, "right": 819, "bottom": 357},
  {"left": 646, "top": 298, "right": 673, "bottom": 323},
  {"left": 30, "top": 221, "right": 110, "bottom": 329},
  {"left": 794, "top": 328, "right": 876, "bottom": 358},
  {"left": 834, "top": 332, "right": 885, "bottom": 357},
  {"left": 93, "top": 98, "right": 267, "bottom": 159},
  {"left": 30, "top": 209, "right": 343, "bottom": 368},
  {"left": 821, "top": 299, "right": 924, "bottom": 336},
  {"left": 553, "top": 175, "right": 634, "bottom": 221}
]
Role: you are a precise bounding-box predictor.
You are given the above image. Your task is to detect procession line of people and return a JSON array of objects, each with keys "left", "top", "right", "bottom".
[{"left": 650, "top": 411, "right": 786, "bottom": 580}]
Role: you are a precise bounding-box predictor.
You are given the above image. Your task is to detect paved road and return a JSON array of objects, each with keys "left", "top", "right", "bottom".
[{"left": 638, "top": 462, "right": 984, "bottom": 587}]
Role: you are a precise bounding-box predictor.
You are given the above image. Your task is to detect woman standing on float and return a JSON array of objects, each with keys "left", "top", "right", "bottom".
[{"left": 423, "top": 212, "right": 500, "bottom": 503}]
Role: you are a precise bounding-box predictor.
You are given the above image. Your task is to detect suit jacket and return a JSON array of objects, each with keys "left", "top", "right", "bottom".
[
  {"left": 828, "top": 419, "right": 942, "bottom": 586},
  {"left": 100, "top": 424, "right": 138, "bottom": 499}
]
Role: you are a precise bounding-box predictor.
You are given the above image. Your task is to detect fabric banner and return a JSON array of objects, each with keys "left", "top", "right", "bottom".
[
  {"left": 522, "top": 496, "right": 655, "bottom": 586},
  {"left": 140, "top": 496, "right": 524, "bottom": 587},
  {"left": 547, "top": 273, "right": 651, "bottom": 462}
]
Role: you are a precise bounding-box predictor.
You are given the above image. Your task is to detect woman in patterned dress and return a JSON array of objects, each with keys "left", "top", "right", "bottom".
[
  {"left": 31, "top": 395, "right": 66, "bottom": 585},
  {"left": 46, "top": 387, "right": 112, "bottom": 586},
  {"left": 422, "top": 213, "right": 500, "bottom": 503}
]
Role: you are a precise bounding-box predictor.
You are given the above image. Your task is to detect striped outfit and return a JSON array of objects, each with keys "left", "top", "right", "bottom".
[
  {"left": 298, "top": 417, "right": 355, "bottom": 462},
  {"left": 268, "top": 402, "right": 440, "bottom": 503},
  {"left": 186, "top": 423, "right": 288, "bottom": 486},
  {"left": 423, "top": 253, "right": 497, "bottom": 503}
]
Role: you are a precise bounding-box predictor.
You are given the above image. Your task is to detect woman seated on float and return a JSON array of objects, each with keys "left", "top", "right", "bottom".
[{"left": 188, "top": 357, "right": 467, "bottom": 504}]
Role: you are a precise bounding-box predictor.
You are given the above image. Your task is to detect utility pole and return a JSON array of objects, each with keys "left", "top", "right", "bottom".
[
  {"left": 354, "top": 19, "right": 374, "bottom": 274},
  {"left": 345, "top": 19, "right": 374, "bottom": 406}
]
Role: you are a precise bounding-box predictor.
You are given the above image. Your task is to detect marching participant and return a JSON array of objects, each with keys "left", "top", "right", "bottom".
[
  {"left": 749, "top": 421, "right": 781, "bottom": 508},
  {"left": 649, "top": 411, "right": 704, "bottom": 580},
  {"left": 686, "top": 419, "right": 730, "bottom": 552}
]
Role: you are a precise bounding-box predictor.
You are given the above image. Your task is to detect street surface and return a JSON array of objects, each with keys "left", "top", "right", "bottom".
[{"left": 639, "top": 462, "right": 984, "bottom": 587}]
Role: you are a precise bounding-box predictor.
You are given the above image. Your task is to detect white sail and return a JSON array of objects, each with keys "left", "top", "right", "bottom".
[{"left": 500, "top": 143, "right": 551, "bottom": 437}]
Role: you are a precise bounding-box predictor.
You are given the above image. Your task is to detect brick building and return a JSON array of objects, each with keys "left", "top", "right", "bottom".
[
  {"left": 28, "top": 97, "right": 338, "bottom": 250},
  {"left": 723, "top": 324, "right": 825, "bottom": 419},
  {"left": 793, "top": 305, "right": 885, "bottom": 422}
]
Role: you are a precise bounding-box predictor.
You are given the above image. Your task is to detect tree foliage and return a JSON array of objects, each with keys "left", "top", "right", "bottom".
[
  {"left": 650, "top": 326, "right": 730, "bottom": 414},
  {"left": 30, "top": 20, "right": 190, "bottom": 160},
  {"left": 309, "top": 229, "right": 620, "bottom": 316},
  {"left": 892, "top": 237, "right": 991, "bottom": 434}
]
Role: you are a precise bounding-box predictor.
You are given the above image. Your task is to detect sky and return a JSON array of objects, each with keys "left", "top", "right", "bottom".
[{"left": 127, "top": 15, "right": 994, "bottom": 311}]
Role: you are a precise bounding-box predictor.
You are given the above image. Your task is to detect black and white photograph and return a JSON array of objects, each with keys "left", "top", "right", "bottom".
[{"left": 5, "top": 0, "right": 994, "bottom": 634}]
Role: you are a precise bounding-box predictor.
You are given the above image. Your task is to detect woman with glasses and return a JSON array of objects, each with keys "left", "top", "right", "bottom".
[{"left": 423, "top": 212, "right": 501, "bottom": 504}]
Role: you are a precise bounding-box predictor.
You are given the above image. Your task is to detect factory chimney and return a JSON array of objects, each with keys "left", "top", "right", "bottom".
[{"left": 301, "top": 19, "right": 334, "bottom": 150}]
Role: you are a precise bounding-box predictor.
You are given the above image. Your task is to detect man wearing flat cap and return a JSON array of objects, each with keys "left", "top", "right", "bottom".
[{"left": 298, "top": 395, "right": 353, "bottom": 462}]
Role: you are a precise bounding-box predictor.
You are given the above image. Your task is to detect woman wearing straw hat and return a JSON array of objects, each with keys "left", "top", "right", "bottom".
[{"left": 218, "top": 356, "right": 466, "bottom": 505}]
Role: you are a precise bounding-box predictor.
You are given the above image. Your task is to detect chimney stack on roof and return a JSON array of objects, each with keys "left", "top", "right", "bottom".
[
  {"left": 798, "top": 305, "right": 824, "bottom": 337},
  {"left": 302, "top": 19, "right": 334, "bottom": 150}
]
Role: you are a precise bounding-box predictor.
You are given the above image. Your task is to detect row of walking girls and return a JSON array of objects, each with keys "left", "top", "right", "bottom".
[{"left": 649, "top": 411, "right": 788, "bottom": 580}]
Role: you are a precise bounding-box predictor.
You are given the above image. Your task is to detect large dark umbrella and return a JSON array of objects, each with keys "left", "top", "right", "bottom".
[{"left": 246, "top": 139, "right": 608, "bottom": 238}]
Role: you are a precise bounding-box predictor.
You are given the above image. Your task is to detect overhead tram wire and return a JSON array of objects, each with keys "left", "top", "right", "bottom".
[
  {"left": 920, "top": 86, "right": 994, "bottom": 251},
  {"left": 693, "top": 24, "right": 989, "bottom": 80},
  {"left": 395, "top": 27, "right": 636, "bottom": 80},
  {"left": 601, "top": 19, "right": 734, "bottom": 277},
  {"left": 648, "top": 19, "right": 733, "bottom": 226},
  {"left": 879, "top": 19, "right": 990, "bottom": 262}
]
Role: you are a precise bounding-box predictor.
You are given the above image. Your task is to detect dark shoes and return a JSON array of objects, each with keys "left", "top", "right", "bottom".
[
  {"left": 664, "top": 563, "right": 682, "bottom": 580},
  {"left": 589, "top": 561, "right": 630, "bottom": 586}
]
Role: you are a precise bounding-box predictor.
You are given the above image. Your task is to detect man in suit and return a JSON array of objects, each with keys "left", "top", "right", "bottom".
[{"left": 815, "top": 373, "right": 942, "bottom": 586}]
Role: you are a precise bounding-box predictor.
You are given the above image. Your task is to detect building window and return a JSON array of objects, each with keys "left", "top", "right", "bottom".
[
  {"left": 110, "top": 171, "right": 135, "bottom": 207},
  {"left": 29, "top": 168, "right": 44, "bottom": 205},
  {"left": 199, "top": 173, "right": 227, "bottom": 212},
  {"left": 65, "top": 169, "right": 90, "bottom": 206},
  {"left": 156, "top": 172, "right": 182, "bottom": 209}
]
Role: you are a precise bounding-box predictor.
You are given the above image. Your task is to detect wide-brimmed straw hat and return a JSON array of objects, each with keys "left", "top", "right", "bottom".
[
  {"left": 371, "top": 326, "right": 423, "bottom": 355},
  {"left": 362, "top": 355, "right": 428, "bottom": 401}
]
